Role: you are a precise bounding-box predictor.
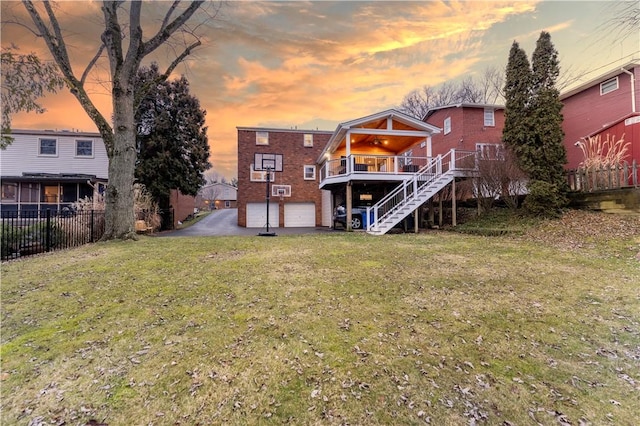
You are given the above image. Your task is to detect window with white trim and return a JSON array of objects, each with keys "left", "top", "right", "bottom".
[
  {"left": 225, "top": 200, "right": 231, "bottom": 208},
  {"left": 39, "top": 138, "right": 57, "bottom": 156},
  {"left": 76, "top": 139, "right": 93, "bottom": 157},
  {"left": 443, "top": 117, "right": 451, "bottom": 135},
  {"left": 303, "top": 165, "right": 316, "bottom": 180},
  {"left": 250, "top": 164, "right": 275, "bottom": 182},
  {"left": 256, "top": 131, "right": 269, "bottom": 145},
  {"left": 476, "top": 143, "right": 504, "bottom": 160},
  {"left": 600, "top": 77, "right": 618, "bottom": 95},
  {"left": 304, "top": 134, "right": 313, "bottom": 147},
  {"left": 483, "top": 108, "right": 495, "bottom": 127}
]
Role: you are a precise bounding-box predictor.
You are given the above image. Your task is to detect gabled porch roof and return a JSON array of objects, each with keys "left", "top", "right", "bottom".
[{"left": 317, "top": 109, "right": 441, "bottom": 162}]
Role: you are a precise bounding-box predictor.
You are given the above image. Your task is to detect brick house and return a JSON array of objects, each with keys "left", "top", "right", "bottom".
[
  {"left": 237, "top": 127, "right": 332, "bottom": 228},
  {"left": 1, "top": 129, "right": 108, "bottom": 216},
  {"left": 237, "top": 109, "right": 491, "bottom": 233},
  {"left": 561, "top": 61, "right": 639, "bottom": 170},
  {"left": 317, "top": 109, "right": 483, "bottom": 234},
  {"left": 423, "top": 103, "right": 505, "bottom": 158}
]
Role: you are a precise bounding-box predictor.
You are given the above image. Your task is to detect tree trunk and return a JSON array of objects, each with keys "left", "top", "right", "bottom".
[{"left": 102, "top": 85, "right": 137, "bottom": 240}]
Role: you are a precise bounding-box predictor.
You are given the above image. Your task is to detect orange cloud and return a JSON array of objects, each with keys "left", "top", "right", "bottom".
[{"left": 7, "top": 0, "right": 627, "bottom": 182}]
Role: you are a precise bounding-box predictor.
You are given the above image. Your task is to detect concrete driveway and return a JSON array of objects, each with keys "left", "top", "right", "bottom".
[{"left": 159, "top": 208, "right": 335, "bottom": 237}]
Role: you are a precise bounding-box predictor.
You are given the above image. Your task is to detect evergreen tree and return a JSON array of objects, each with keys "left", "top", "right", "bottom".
[
  {"left": 502, "top": 33, "right": 568, "bottom": 216},
  {"left": 135, "top": 64, "right": 211, "bottom": 208},
  {"left": 502, "top": 41, "right": 533, "bottom": 172},
  {"left": 528, "top": 31, "right": 567, "bottom": 214}
]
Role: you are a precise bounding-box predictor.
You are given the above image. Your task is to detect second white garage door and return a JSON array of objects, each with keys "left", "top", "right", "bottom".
[
  {"left": 246, "top": 202, "right": 279, "bottom": 228},
  {"left": 284, "top": 203, "right": 315, "bottom": 227}
]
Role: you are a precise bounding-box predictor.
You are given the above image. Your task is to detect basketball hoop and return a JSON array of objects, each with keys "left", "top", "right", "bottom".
[{"left": 255, "top": 153, "right": 284, "bottom": 236}]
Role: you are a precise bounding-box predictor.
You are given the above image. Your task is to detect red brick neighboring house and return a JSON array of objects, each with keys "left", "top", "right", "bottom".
[
  {"left": 423, "top": 103, "right": 505, "bottom": 158},
  {"left": 561, "top": 61, "right": 639, "bottom": 170},
  {"left": 169, "top": 189, "right": 196, "bottom": 228},
  {"left": 237, "top": 127, "right": 333, "bottom": 228}
]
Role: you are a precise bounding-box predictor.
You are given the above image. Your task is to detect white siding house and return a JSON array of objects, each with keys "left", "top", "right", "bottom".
[
  {"left": 197, "top": 182, "right": 238, "bottom": 210},
  {"left": 1, "top": 129, "right": 108, "bottom": 215}
]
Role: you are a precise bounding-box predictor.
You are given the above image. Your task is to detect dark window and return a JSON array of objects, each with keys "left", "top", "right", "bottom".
[
  {"left": 39, "top": 138, "right": 57, "bottom": 155},
  {"left": 20, "top": 183, "right": 39, "bottom": 202},
  {"left": 76, "top": 140, "right": 93, "bottom": 156},
  {"left": 62, "top": 183, "right": 78, "bottom": 203}
]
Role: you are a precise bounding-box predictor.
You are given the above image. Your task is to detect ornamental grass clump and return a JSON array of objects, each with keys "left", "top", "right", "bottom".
[{"left": 577, "top": 133, "right": 630, "bottom": 169}]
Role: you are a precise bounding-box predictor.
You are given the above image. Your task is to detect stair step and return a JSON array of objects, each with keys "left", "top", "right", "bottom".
[{"left": 366, "top": 172, "right": 456, "bottom": 235}]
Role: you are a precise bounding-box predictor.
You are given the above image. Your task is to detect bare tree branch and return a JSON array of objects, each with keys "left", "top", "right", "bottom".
[
  {"left": 142, "top": 1, "right": 205, "bottom": 57},
  {"left": 23, "top": 0, "right": 113, "bottom": 149},
  {"left": 161, "top": 1, "right": 181, "bottom": 30},
  {"left": 80, "top": 44, "right": 106, "bottom": 86}
]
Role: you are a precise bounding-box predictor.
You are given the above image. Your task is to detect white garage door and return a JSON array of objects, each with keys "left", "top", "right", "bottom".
[
  {"left": 246, "top": 202, "right": 279, "bottom": 228},
  {"left": 284, "top": 203, "right": 315, "bottom": 227}
]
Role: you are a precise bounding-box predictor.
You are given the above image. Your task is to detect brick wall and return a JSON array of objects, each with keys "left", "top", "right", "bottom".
[
  {"left": 237, "top": 129, "right": 332, "bottom": 227},
  {"left": 169, "top": 189, "right": 195, "bottom": 228},
  {"left": 426, "top": 106, "right": 505, "bottom": 155}
]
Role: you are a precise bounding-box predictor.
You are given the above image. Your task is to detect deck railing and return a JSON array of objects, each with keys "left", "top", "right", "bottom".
[
  {"left": 321, "top": 154, "right": 432, "bottom": 181},
  {"left": 566, "top": 160, "right": 639, "bottom": 192},
  {"left": 367, "top": 149, "right": 478, "bottom": 232}
]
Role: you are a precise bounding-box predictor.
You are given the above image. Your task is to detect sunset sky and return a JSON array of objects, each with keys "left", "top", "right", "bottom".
[{"left": 2, "top": 1, "right": 638, "bottom": 181}]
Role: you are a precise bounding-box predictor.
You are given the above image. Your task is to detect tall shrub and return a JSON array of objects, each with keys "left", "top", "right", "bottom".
[{"left": 503, "top": 32, "right": 568, "bottom": 217}]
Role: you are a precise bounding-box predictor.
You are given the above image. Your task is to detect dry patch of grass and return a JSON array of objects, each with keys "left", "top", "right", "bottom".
[{"left": 1, "top": 213, "right": 639, "bottom": 425}]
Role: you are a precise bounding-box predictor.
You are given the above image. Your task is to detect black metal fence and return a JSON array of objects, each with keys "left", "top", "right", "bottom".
[{"left": 1, "top": 209, "right": 105, "bottom": 261}]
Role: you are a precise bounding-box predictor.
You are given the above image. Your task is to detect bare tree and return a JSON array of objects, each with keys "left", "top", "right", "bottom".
[
  {"left": 474, "top": 147, "right": 526, "bottom": 212},
  {"left": 20, "top": 0, "right": 216, "bottom": 240},
  {"left": 609, "top": 1, "right": 640, "bottom": 42},
  {"left": 480, "top": 65, "right": 504, "bottom": 104},
  {"left": 398, "top": 68, "right": 506, "bottom": 119}
]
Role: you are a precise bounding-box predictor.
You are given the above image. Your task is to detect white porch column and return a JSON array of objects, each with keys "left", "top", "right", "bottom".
[
  {"left": 345, "top": 130, "right": 351, "bottom": 157},
  {"left": 426, "top": 135, "right": 432, "bottom": 158}
]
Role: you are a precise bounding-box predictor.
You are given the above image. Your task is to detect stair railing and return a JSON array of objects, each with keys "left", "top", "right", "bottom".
[{"left": 367, "top": 151, "right": 449, "bottom": 231}]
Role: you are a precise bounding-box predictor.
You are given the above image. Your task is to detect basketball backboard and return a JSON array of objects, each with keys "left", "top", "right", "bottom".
[{"left": 254, "top": 153, "right": 283, "bottom": 172}]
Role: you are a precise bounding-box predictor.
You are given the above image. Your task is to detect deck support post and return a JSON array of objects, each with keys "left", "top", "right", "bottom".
[
  {"left": 451, "top": 179, "right": 457, "bottom": 227},
  {"left": 346, "top": 182, "right": 353, "bottom": 231}
]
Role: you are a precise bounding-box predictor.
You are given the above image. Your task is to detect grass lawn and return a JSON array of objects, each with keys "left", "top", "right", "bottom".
[{"left": 1, "top": 211, "right": 639, "bottom": 425}]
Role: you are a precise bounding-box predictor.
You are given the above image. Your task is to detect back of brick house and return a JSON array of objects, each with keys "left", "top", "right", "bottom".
[{"left": 237, "top": 128, "right": 332, "bottom": 228}]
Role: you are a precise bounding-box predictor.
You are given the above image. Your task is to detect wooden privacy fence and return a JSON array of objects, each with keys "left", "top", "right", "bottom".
[{"left": 566, "top": 160, "right": 639, "bottom": 192}]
